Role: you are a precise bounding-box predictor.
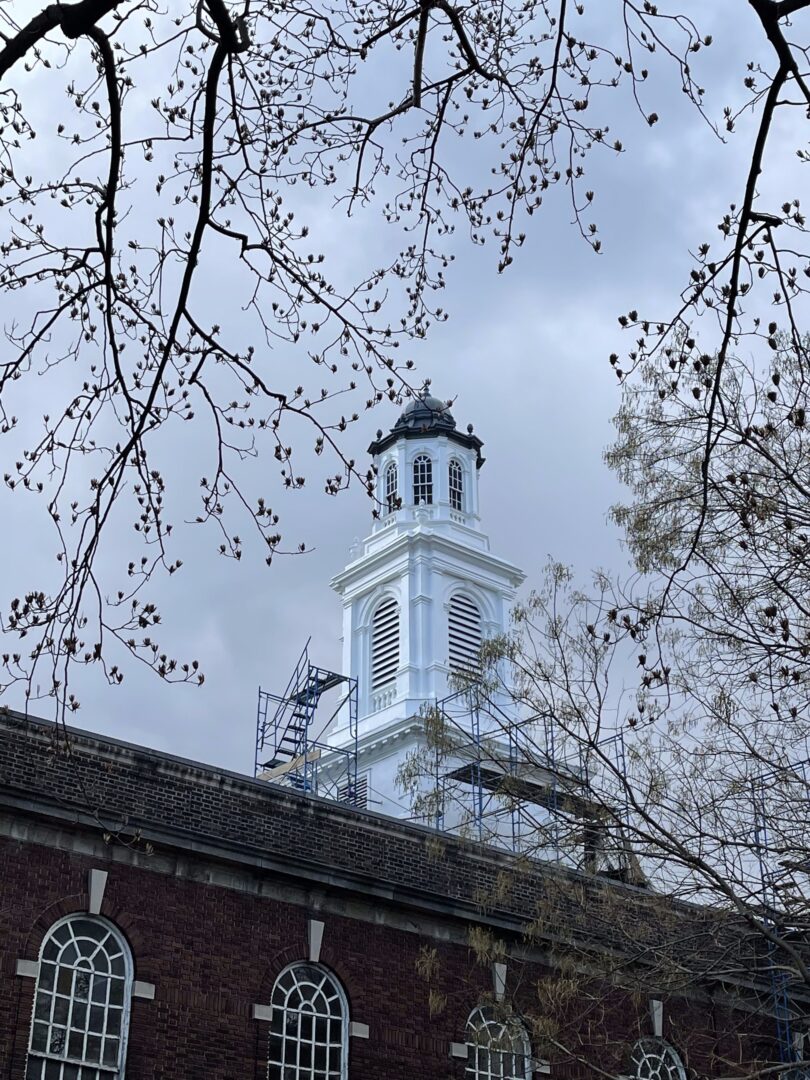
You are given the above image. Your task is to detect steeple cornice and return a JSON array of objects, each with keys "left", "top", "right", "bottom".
[
  {"left": 369, "top": 425, "right": 484, "bottom": 467},
  {"left": 330, "top": 528, "right": 525, "bottom": 598},
  {"left": 368, "top": 388, "right": 485, "bottom": 467}
]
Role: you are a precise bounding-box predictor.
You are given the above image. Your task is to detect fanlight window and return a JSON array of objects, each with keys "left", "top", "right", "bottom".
[
  {"left": 449, "top": 459, "right": 464, "bottom": 512},
  {"left": 413, "top": 454, "right": 433, "bottom": 505},
  {"left": 384, "top": 461, "right": 399, "bottom": 513},
  {"left": 268, "top": 962, "right": 348, "bottom": 1080},
  {"left": 27, "top": 914, "right": 132, "bottom": 1080},
  {"left": 630, "top": 1038, "right": 687, "bottom": 1080},
  {"left": 448, "top": 594, "right": 482, "bottom": 672},
  {"left": 371, "top": 597, "right": 399, "bottom": 691},
  {"left": 465, "top": 1006, "right": 531, "bottom": 1080}
]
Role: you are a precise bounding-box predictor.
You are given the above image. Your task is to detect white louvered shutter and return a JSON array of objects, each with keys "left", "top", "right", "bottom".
[
  {"left": 448, "top": 594, "right": 482, "bottom": 672},
  {"left": 371, "top": 598, "right": 399, "bottom": 689}
]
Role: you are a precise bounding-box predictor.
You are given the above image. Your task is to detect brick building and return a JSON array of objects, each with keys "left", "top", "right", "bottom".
[
  {"left": 0, "top": 395, "right": 789, "bottom": 1079},
  {"left": 0, "top": 709, "right": 779, "bottom": 1080}
]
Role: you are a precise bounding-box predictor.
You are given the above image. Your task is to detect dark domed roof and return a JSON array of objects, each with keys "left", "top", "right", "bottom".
[
  {"left": 393, "top": 392, "right": 457, "bottom": 436},
  {"left": 368, "top": 387, "right": 485, "bottom": 467}
]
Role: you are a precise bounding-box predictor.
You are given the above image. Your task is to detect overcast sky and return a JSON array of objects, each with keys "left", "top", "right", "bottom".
[{"left": 0, "top": 2, "right": 787, "bottom": 773}]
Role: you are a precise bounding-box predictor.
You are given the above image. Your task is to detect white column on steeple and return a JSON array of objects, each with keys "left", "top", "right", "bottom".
[{"left": 409, "top": 548, "right": 432, "bottom": 700}]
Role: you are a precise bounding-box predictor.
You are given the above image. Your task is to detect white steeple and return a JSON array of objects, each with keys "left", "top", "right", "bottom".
[{"left": 323, "top": 389, "right": 525, "bottom": 818}]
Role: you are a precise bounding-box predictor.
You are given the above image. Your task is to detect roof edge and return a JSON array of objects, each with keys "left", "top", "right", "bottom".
[{"left": 368, "top": 427, "right": 485, "bottom": 467}]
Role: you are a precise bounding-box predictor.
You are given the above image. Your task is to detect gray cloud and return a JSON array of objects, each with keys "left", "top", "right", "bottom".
[{"left": 0, "top": 3, "right": 783, "bottom": 773}]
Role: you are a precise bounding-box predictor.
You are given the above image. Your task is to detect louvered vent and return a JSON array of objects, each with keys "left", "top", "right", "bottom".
[
  {"left": 448, "top": 594, "right": 482, "bottom": 671},
  {"left": 338, "top": 774, "right": 369, "bottom": 808},
  {"left": 371, "top": 598, "right": 399, "bottom": 689}
]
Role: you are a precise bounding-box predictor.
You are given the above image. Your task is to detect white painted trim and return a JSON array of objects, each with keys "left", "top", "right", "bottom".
[
  {"left": 349, "top": 1021, "right": 369, "bottom": 1039},
  {"left": 26, "top": 914, "right": 134, "bottom": 1079},
  {"left": 533, "top": 1059, "right": 551, "bottom": 1075},
  {"left": 441, "top": 577, "right": 499, "bottom": 625},
  {"left": 132, "top": 980, "right": 155, "bottom": 1000},
  {"left": 308, "top": 918, "right": 325, "bottom": 963},
  {"left": 492, "top": 961, "right": 507, "bottom": 1002},
  {"left": 270, "top": 961, "right": 350, "bottom": 1079},
  {"left": 650, "top": 998, "right": 663, "bottom": 1038},
  {"left": 253, "top": 1003, "right": 273, "bottom": 1022},
  {"left": 450, "top": 1042, "right": 468, "bottom": 1059},
  {"left": 88, "top": 868, "right": 108, "bottom": 915},
  {"left": 16, "top": 959, "right": 39, "bottom": 979},
  {"left": 331, "top": 527, "right": 525, "bottom": 594},
  {"left": 356, "top": 583, "right": 404, "bottom": 631}
]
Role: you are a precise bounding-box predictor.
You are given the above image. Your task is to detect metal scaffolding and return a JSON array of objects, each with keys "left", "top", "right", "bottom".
[
  {"left": 430, "top": 682, "right": 639, "bottom": 881},
  {"left": 433, "top": 686, "right": 808, "bottom": 1060},
  {"left": 255, "top": 640, "right": 360, "bottom": 806}
]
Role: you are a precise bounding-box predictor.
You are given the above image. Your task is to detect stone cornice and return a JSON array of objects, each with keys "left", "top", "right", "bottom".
[
  {"left": 330, "top": 528, "right": 525, "bottom": 596},
  {"left": 320, "top": 715, "right": 425, "bottom": 772},
  {"left": 0, "top": 709, "right": 794, "bottom": 1010}
]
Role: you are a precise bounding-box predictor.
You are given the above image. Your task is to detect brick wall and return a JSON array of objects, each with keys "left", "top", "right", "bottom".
[
  {"left": 0, "top": 711, "right": 777, "bottom": 1079},
  {"left": 0, "top": 833, "right": 766, "bottom": 1080}
]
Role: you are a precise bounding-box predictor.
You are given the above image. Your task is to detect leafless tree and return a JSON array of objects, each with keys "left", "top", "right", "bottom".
[
  {"left": 407, "top": 553, "right": 810, "bottom": 1078},
  {"left": 414, "top": 330, "right": 810, "bottom": 1075},
  {"left": 0, "top": 0, "right": 808, "bottom": 728}
]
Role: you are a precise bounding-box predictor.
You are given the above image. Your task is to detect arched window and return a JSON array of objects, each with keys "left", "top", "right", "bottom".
[
  {"left": 268, "top": 962, "right": 349, "bottom": 1080},
  {"left": 448, "top": 594, "right": 482, "bottom": 672},
  {"left": 466, "top": 1006, "right": 531, "bottom": 1080},
  {"left": 630, "top": 1039, "right": 687, "bottom": 1080},
  {"left": 371, "top": 597, "right": 399, "bottom": 690},
  {"left": 384, "top": 461, "right": 398, "bottom": 513},
  {"left": 449, "top": 459, "right": 464, "bottom": 512},
  {"left": 27, "top": 914, "right": 132, "bottom": 1080},
  {"left": 413, "top": 454, "right": 433, "bottom": 505}
]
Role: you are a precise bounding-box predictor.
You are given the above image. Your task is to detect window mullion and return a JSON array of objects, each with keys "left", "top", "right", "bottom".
[{"left": 268, "top": 963, "right": 348, "bottom": 1080}]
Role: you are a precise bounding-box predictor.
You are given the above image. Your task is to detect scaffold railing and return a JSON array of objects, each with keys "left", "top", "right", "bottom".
[
  {"left": 255, "top": 640, "right": 360, "bottom": 806},
  {"left": 428, "top": 680, "right": 641, "bottom": 881}
]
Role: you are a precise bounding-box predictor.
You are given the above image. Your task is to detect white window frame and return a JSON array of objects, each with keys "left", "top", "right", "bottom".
[
  {"left": 26, "top": 914, "right": 133, "bottom": 1080},
  {"left": 383, "top": 461, "right": 399, "bottom": 513},
  {"left": 449, "top": 458, "right": 464, "bottom": 512},
  {"left": 465, "top": 1005, "right": 532, "bottom": 1080},
  {"left": 267, "top": 961, "right": 349, "bottom": 1080},
  {"left": 630, "top": 1037, "right": 687, "bottom": 1080},
  {"left": 412, "top": 453, "right": 433, "bottom": 505}
]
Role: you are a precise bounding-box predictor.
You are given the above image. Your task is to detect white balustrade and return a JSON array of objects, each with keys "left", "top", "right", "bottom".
[{"left": 370, "top": 684, "right": 397, "bottom": 712}]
